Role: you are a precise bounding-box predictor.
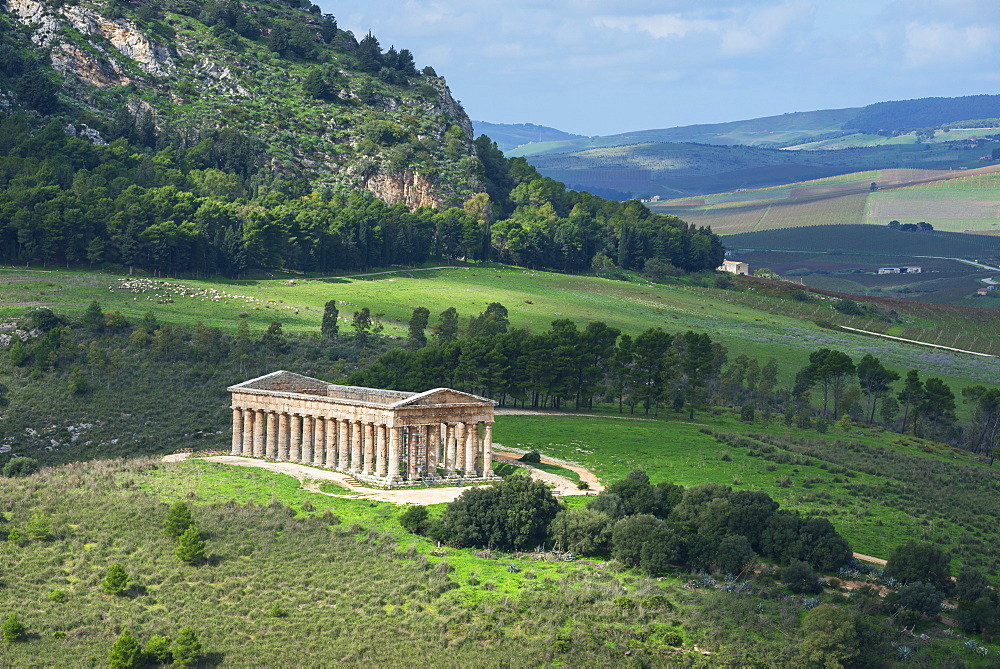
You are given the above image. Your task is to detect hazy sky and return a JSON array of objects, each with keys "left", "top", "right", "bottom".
[{"left": 324, "top": 1, "right": 1000, "bottom": 136}]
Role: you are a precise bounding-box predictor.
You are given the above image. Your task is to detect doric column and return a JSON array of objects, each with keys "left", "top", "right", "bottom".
[
  {"left": 289, "top": 414, "right": 302, "bottom": 462},
  {"left": 250, "top": 410, "right": 263, "bottom": 457},
  {"left": 483, "top": 423, "right": 493, "bottom": 476},
  {"left": 445, "top": 423, "right": 457, "bottom": 475},
  {"left": 325, "top": 418, "right": 337, "bottom": 468},
  {"left": 313, "top": 417, "right": 325, "bottom": 466},
  {"left": 277, "top": 413, "right": 288, "bottom": 460},
  {"left": 376, "top": 424, "right": 387, "bottom": 477},
  {"left": 266, "top": 412, "right": 278, "bottom": 459},
  {"left": 455, "top": 422, "right": 465, "bottom": 473},
  {"left": 350, "top": 421, "right": 363, "bottom": 473},
  {"left": 387, "top": 427, "right": 400, "bottom": 482},
  {"left": 465, "top": 422, "right": 477, "bottom": 475},
  {"left": 301, "top": 416, "right": 314, "bottom": 464},
  {"left": 231, "top": 408, "right": 243, "bottom": 455},
  {"left": 242, "top": 410, "right": 254, "bottom": 456},
  {"left": 338, "top": 419, "right": 349, "bottom": 471},
  {"left": 426, "top": 423, "right": 439, "bottom": 476},
  {"left": 363, "top": 423, "right": 375, "bottom": 475},
  {"left": 407, "top": 428, "right": 418, "bottom": 480}
]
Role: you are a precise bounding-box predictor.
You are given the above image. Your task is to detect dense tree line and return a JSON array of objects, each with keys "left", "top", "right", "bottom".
[
  {"left": 0, "top": 115, "right": 722, "bottom": 276},
  {"left": 409, "top": 470, "right": 851, "bottom": 577}
]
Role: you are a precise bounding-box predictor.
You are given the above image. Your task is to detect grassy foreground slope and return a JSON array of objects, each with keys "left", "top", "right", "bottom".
[{"left": 0, "top": 457, "right": 840, "bottom": 667}]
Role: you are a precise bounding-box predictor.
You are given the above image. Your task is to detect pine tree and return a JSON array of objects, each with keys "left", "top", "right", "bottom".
[
  {"left": 176, "top": 525, "right": 206, "bottom": 565},
  {"left": 406, "top": 307, "right": 430, "bottom": 349},
  {"left": 26, "top": 509, "right": 50, "bottom": 541},
  {"left": 145, "top": 634, "right": 172, "bottom": 663},
  {"left": 164, "top": 501, "right": 193, "bottom": 537},
  {"left": 171, "top": 626, "right": 202, "bottom": 668},
  {"left": 101, "top": 562, "right": 131, "bottom": 595},
  {"left": 107, "top": 628, "right": 142, "bottom": 669},
  {"left": 321, "top": 300, "right": 339, "bottom": 338},
  {"left": 1, "top": 613, "right": 25, "bottom": 642},
  {"left": 82, "top": 300, "right": 104, "bottom": 332},
  {"left": 8, "top": 333, "right": 27, "bottom": 366}
]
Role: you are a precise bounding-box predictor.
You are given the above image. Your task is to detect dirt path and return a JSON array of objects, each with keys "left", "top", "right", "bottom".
[
  {"left": 307, "top": 266, "right": 455, "bottom": 281},
  {"left": 493, "top": 448, "right": 604, "bottom": 493},
  {"left": 852, "top": 552, "right": 887, "bottom": 566},
  {"left": 169, "top": 455, "right": 599, "bottom": 505}
]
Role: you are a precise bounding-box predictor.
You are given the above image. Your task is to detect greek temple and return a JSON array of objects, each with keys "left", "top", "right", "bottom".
[{"left": 228, "top": 371, "right": 499, "bottom": 487}]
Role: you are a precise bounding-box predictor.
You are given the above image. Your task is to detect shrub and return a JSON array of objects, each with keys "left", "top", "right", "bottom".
[
  {"left": 107, "top": 628, "right": 141, "bottom": 668},
  {"left": 164, "top": 501, "right": 194, "bottom": 537},
  {"left": 399, "top": 505, "right": 429, "bottom": 534},
  {"left": 889, "top": 581, "right": 944, "bottom": 616},
  {"left": 740, "top": 404, "right": 755, "bottom": 423},
  {"left": 269, "top": 603, "right": 287, "bottom": 618},
  {"left": 3, "top": 457, "right": 39, "bottom": 478},
  {"left": 439, "top": 476, "right": 559, "bottom": 550},
  {"left": 782, "top": 560, "right": 821, "bottom": 594},
  {"left": 519, "top": 451, "right": 541, "bottom": 463},
  {"left": 102, "top": 562, "right": 131, "bottom": 596},
  {"left": 1, "top": 613, "right": 26, "bottom": 642},
  {"left": 171, "top": 626, "right": 202, "bottom": 668},
  {"left": 145, "top": 635, "right": 172, "bottom": 663},
  {"left": 176, "top": 526, "right": 206, "bottom": 565},
  {"left": 885, "top": 540, "right": 952, "bottom": 592}
]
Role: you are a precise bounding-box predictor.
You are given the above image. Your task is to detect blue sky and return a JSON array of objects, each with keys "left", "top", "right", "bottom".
[{"left": 323, "top": 1, "right": 1000, "bottom": 136}]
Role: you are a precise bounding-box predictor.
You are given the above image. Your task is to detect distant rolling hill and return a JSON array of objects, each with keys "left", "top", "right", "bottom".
[
  {"left": 649, "top": 165, "right": 1000, "bottom": 237},
  {"left": 506, "top": 95, "right": 1000, "bottom": 199},
  {"left": 471, "top": 121, "right": 585, "bottom": 152}
]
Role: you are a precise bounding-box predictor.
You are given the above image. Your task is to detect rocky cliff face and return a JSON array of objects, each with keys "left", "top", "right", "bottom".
[
  {"left": 6, "top": 0, "right": 175, "bottom": 84},
  {"left": 2, "top": 0, "right": 482, "bottom": 210},
  {"left": 363, "top": 170, "right": 440, "bottom": 210}
]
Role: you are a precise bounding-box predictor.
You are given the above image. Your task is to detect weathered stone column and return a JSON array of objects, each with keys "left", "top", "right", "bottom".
[
  {"left": 301, "top": 416, "right": 314, "bottom": 464},
  {"left": 325, "top": 418, "right": 337, "bottom": 468},
  {"left": 376, "top": 424, "right": 387, "bottom": 477},
  {"left": 313, "top": 417, "right": 326, "bottom": 466},
  {"left": 483, "top": 422, "right": 493, "bottom": 476},
  {"left": 276, "top": 413, "right": 289, "bottom": 460},
  {"left": 455, "top": 422, "right": 466, "bottom": 473},
  {"left": 289, "top": 414, "right": 302, "bottom": 462},
  {"left": 231, "top": 408, "right": 243, "bottom": 455},
  {"left": 408, "top": 428, "right": 419, "bottom": 480},
  {"left": 242, "top": 409, "right": 254, "bottom": 456},
  {"left": 266, "top": 412, "right": 278, "bottom": 459},
  {"left": 426, "top": 423, "right": 439, "bottom": 476},
  {"left": 445, "top": 423, "right": 457, "bottom": 475},
  {"left": 350, "top": 421, "right": 362, "bottom": 473},
  {"left": 387, "top": 426, "right": 400, "bottom": 482},
  {"left": 465, "top": 422, "right": 477, "bottom": 476},
  {"left": 363, "top": 423, "right": 375, "bottom": 475},
  {"left": 338, "top": 419, "right": 349, "bottom": 471},
  {"left": 252, "top": 410, "right": 265, "bottom": 457}
]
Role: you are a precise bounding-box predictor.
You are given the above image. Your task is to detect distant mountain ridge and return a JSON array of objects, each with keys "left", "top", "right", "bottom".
[
  {"left": 501, "top": 95, "right": 1000, "bottom": 199},
  {"left": 471, "top": 121, "right": 584, "bottom": 152}
]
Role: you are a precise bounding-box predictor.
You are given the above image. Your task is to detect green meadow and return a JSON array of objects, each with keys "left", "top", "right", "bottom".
[{"left": 493, "top": 412, "right": 1000, "bottom": 574}]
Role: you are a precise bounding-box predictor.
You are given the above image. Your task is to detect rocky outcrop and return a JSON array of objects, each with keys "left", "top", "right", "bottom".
[
  {"left": 49, "top": 43, "right": 130, "bottom": 88},
  {"left": 363, "top": 170, "right": 442, "bottom": 210},
  {"left": 427, "top": 76, "right": 475, "bottom": 140},
  {"left": 5, "top": 0, "right": 175, "bottom": 77}
]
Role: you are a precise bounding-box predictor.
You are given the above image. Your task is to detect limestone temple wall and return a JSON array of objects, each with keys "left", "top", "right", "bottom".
[{"left": 228, "top": 371, "right": 499, "bottom": 488}]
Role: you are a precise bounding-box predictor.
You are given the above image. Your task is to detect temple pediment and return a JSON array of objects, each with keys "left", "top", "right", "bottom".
[{"left": 392, "top": 388, "right": 496, "bottom": 408}]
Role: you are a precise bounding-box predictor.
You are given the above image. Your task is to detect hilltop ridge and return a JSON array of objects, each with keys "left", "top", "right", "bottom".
[{"left": 1, "top": 0, "right": 480, "bottom": 208}]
